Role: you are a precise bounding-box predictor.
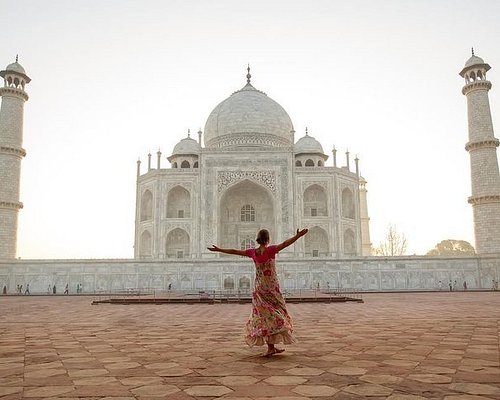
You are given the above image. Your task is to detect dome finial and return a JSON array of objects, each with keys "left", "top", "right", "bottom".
[
  {"left": 471, "top": 47, "right": 474, "bottom": 56},
  {"left": 15, "top": 54, "right": 18, "bottom": 63},
  {"left": 187, "top": 128, "right": 191, "bottom": 138},
  {"left": 246, "top": 64, "right": 251, "bottom": 84},
  {"left": 305, "top": 127, "right": 309, "bottom": 136}
]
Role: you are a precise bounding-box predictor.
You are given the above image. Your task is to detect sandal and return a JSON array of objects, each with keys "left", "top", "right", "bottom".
[{"left": 263, "top": 348, "right": 285, "bottom": 357}]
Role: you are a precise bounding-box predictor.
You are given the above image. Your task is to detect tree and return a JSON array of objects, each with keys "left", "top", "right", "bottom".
[
  {"left": 426, "top": 240, "right": 475, "bottom": 256},
  {"left": 373, "top": 225, "right": 408, "bottom": 256}
]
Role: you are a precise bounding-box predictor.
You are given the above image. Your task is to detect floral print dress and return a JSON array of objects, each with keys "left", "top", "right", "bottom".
[{"left": 244, "top": 245, "right": 295, "bottom": 347}]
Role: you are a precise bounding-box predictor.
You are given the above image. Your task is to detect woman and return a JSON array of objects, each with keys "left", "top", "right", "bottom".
[{"left": 208, "top": 228, "right": 308, "bottom": 356}]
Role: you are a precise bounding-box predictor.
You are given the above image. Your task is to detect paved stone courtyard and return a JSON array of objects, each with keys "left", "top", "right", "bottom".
[{"left": 0, "top": 292, "right": 499, "bottom": 399}]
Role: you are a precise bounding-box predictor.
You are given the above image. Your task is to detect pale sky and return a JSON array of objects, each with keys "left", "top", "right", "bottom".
[{"left": 2, "top": 0, "right": 499, "bottom": 259}]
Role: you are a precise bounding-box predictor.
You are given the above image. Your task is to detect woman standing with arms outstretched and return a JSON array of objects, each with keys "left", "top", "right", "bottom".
[{"left": 208, "top": 228, "right": 308, "bottom": 356}]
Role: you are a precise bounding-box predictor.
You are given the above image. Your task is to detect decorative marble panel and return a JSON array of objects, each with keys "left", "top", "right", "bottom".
[{"left": 217, "top": 170, "right": 276, "bottom": 193}]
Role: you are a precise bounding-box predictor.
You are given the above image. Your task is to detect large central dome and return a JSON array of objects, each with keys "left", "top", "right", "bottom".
[{"left": 204, "top": 78, "right": 294, "bottom": 148}]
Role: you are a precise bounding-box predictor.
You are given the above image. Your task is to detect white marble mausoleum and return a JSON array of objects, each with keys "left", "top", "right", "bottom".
[{"left": 134, "top": 68, "right": 371, "bottom": 260}]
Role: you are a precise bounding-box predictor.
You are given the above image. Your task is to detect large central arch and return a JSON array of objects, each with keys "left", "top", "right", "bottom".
[{"left": 219, "top": 179, "right": 275, "bottom": 251}]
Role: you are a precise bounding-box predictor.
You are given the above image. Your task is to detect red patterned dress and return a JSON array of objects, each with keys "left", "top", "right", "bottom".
[{"left": 244, "top": 245, "right": 295, "bottom": 346}]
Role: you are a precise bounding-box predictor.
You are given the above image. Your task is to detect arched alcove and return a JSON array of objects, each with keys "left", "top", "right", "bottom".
[
  {"left": 295, "top": 160, "right": 302, "bottom": 167},
  {"left": 342, "top": 188, "right": 355, "bottom": 219},
  {"left": 167, "top": 186, "right": 191, "bottom": 218},
  {"left": 219, "top": 180, "right": 274, "bottom": 250},
  {"left": 224, "top": 277, "right": 235, "bottom": 290},
  {"left": 165, "top": 228, "right": 190, "bottom": 258},
  {"left": 305, "top": 226, "right": 329, "bottom": 257},
  {"left": 344, "top": 228, "right": 356, "bottom": 254},
  {"left": 303, "top": 184, "right": 327, "bottom": 217},
  {"left": 239, "top": 276, "right": 251, "bottom": 289},
  {"left": 305, "top": 159, "right": 314, "bottom": 167},
  {"left": 181, "top": 160, "right": 190, "bottom": 168},
  {"left": 139, "top": 231, "right": 152, "bottom": 258},
  {"left": 140, "top": 190, "right": 153, "bottom": 221}
]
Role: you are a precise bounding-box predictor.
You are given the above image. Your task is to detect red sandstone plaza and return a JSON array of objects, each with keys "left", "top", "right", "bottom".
[{"left": 1, "top": 292, "right": 499, "bottom": 399}]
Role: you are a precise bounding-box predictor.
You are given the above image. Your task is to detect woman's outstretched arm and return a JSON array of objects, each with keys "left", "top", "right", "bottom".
[
  {"left": 207, "top": 245, "right": 247, "bottom": 257},
  {"left": 276, "top": 228, "right": 309, "bottom": 252}
]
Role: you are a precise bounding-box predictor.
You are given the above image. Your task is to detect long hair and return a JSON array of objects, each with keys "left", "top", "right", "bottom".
[{"left": 256, "top": 229, "right": 270, "bottom": 245}]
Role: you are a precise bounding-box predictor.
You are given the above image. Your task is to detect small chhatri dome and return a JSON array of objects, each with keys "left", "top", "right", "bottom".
[
  {"left": 203, "top": 66, "right": 294, "bottom": 148},
  {"left": 459, "top": 50, "right": 491, "bottom": 78},
  {"left": 464, "top": 55, "right": 485, "bottom": 68},
  {"left": 6, "top": 61, "right": 26, "bottom": 75},
  {"left": 294, "top": 131, "right": 325, "bottom": 155},
  {"left": 0, "top": 56, "right": 31, "bottom": 82},
  {"left": 171, "top": 133, "right": 201, "bottom": 156}
]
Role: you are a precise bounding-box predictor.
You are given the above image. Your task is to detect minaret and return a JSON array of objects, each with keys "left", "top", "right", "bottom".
[
  {"left": 359, "top": 176, "right": 372, "bottom": 256},
  {"left": 460, "top": 51, "right": 500, "bottom": 254},
  {"left": 0, "top": 57, "right": 30, "bottom": 259}
]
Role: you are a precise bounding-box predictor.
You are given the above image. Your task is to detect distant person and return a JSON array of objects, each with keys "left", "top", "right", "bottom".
[
  {"left": 449, "top": 280, "right": 452, "bottom": 291},
  {"left": 25, "top": 284, "right": 30, "bottom": 295},
  {"left": 3, "top": 286, "right": 6, "bottom": 295},
  {"left": 64, "top": 284, "right": 69, "bottom": 295},
  {"left": 453, "top": 280, "right": 457, "bottom": 291},
  {"left": 208, "top": 228, "right": 308, "bottom": 357},
  {"left": 53, "top": 284, "right": 56, "bottom": 294},
  {"left": 438, "top": 280, "right": 442, "bottom": 290},
  {"left": 463, "top": 281, "right": 467, "bottom": 291},
  {"left": 48, "top": 284, "right": 52, "bottom": 294},
  {"left": 168, "top": 283, "right": 172, "bottom": 291}
]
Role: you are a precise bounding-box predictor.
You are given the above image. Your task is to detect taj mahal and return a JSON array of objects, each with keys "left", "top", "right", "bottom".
[
  {"left": 134, "top": 67, "right": 371, "bottom": 261},
  {"left": 0, "top": 53, "right": 499, "bottom": 293}
]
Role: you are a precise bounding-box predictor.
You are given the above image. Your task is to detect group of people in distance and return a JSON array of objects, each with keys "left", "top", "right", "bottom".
[{"left": 208, "top": 228, "right": 308, "bottom": 357}]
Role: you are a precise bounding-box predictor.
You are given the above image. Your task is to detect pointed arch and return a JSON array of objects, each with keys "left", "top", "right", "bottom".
[
  {"left": 219, "top": 179, "right": 274, "bottom": 250},
  {"left": 295, "top": 160, "right": 302, "bottom": 167},
  {"left": 303, "top": 184, "right": 327, "bottom": 217},
  {"left": 224, "top": 277, "right": 235, "bottom": 290},
  {"left": 342, "top": 188, "right": 355, "bottom": 219},
  {"left": 140, "top": 190, "right": 153, "bottom": 221},
  {"left": 239, "top": 276, "right": 251, "bottom": 289},
  {"left": 305, "top": 226, "right": 329, "bottom": 257},
  {"left": 167, "top": 186, "right": 191, "bottom": 218},
  {"left": 139, "top": 230, "right": 152, "bottom": 258},
  {"left": 344, "top": 228, "right": 356, "bottom": 254},
  {"left": 165, "top": 228, "right": 190, "bottom": 258},
  {"left": 181, "top": 160, "right": 190, "bottom": 168},
  {"left": 305, "top": 159, "right": 314, "bottom": 167}
]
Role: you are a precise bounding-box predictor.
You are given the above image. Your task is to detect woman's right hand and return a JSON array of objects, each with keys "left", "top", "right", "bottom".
[
  {"left": 296, "top": 228, "right": 308, "bottom": 237},
  {"left": 207, "top": 245, "right": 220, "bottom": 252}
]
